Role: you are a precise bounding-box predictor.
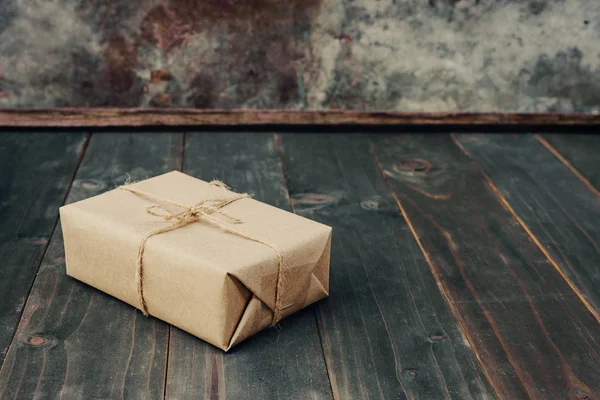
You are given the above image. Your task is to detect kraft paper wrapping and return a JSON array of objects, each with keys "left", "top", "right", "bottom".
[{"left": 59, "top": 171, "right": 331, "bottom": 351}]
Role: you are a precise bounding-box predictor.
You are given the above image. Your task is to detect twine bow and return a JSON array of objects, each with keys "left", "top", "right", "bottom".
[{"left": 119, "top": 179, "right": 285, "bottom": 325}]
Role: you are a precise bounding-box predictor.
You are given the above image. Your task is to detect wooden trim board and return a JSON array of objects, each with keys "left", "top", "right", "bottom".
[{"left": 0, "top": 108, "right": 599, "bottom": 127}]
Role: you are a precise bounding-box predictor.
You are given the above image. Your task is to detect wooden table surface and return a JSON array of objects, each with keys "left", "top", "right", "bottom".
[{"left": 0, "top": 132, "right": 598, "bottom": 399}]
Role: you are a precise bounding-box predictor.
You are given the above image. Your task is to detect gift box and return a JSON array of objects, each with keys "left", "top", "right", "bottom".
[{"left": 59, "top": 171, "right": 332, "bottom": 351}]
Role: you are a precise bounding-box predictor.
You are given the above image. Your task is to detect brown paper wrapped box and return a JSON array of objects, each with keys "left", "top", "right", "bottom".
[{"left": 59, "top": 171, "right": 331, "bottom": 351}]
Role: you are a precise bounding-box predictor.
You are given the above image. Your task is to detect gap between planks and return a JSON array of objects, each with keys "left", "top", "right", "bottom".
[{"left": 272, "top": 132, "right": 337, "bottom": 400}]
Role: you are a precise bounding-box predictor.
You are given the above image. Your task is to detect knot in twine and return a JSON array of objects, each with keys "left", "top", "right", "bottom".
[{"left": 119, "top": 179, "right": 285, "bottom": 325}]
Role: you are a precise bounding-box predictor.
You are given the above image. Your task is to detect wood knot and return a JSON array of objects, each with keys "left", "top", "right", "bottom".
[
  {"left": 29, "top": 336, "right": 46, "bottom": 346},
  {"left": 290, "top": 192, "right": 342, "bottom": 212},
  {"left": 394, "top": 158, "right": 432, "bottom": 175},
  {"left": 428, "top": 334, "right": 445, "bottom": 342},
  {"left": 360, "top": 199, "right": 379, "bottom": 210},
  {"left": 73, "top": 179, "right": 106, "bottom": 191},
  {"left": 23, "top": 335, "right": 54, "bottom": 348},
  {"left": 404, "top": 369, "right": 418, "bottom": 377},
  {"left": 24, "top": 237, "right": 49, "bottom": 246}
]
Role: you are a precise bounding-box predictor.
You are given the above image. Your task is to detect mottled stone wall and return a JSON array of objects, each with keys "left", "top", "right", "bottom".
[{"left": 0, "top": 0, "right": 599, "bottom": 112}]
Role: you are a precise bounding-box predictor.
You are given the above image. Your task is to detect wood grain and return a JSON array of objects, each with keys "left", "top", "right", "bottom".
[
  {"left": 0, "top": 133, "right": 87, "bottom": 366},
  {"left": 537, "top": 134, "right": 600, "bottom": 195},
  {"left": 0, "top": 133, "right": 182, "bottom": 399},
  {"left": 277, "top": 134, "right": 494, "bottom": 399},
  {"left": 165, "top": 133, "right": 332, "bottom": 400},
  {"left": 372, "top": 134, "right": 600, "bottom": 399},
  {"left": 455, "top": 134, "right": 600, "bottom": 320},
  {"left": 0, "top": 108, "right": 599, "bottom": 127}
]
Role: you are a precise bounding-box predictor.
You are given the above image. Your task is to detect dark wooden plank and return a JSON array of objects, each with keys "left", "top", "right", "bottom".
[
  {"left": 165, "top": 133, "right": 332, "bottom": 400},
  {"left": 372, "top": 134, "right": 600, "bottom": 399},
  {"left": 0, "top": 109, "right": 599, "bottom": 127},
  {"left": 0, "top": 133, "right": 182, "bottom": 399},
  {"left": 278, "top": 134, "right": 494, "bottom": 399},
  {"left": 537, "top": 134, "right": 600, "bottom": 195},
  {"left": 0, "top": 133, "right": 87, "bottom": 366},
  {"left": 455, "top": 134, "right": 600, "bottom": 321}
]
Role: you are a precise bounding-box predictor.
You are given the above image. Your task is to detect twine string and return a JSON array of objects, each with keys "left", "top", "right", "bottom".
[{"left": 119, "top": 180, "right": 285, "bottom": 325}]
